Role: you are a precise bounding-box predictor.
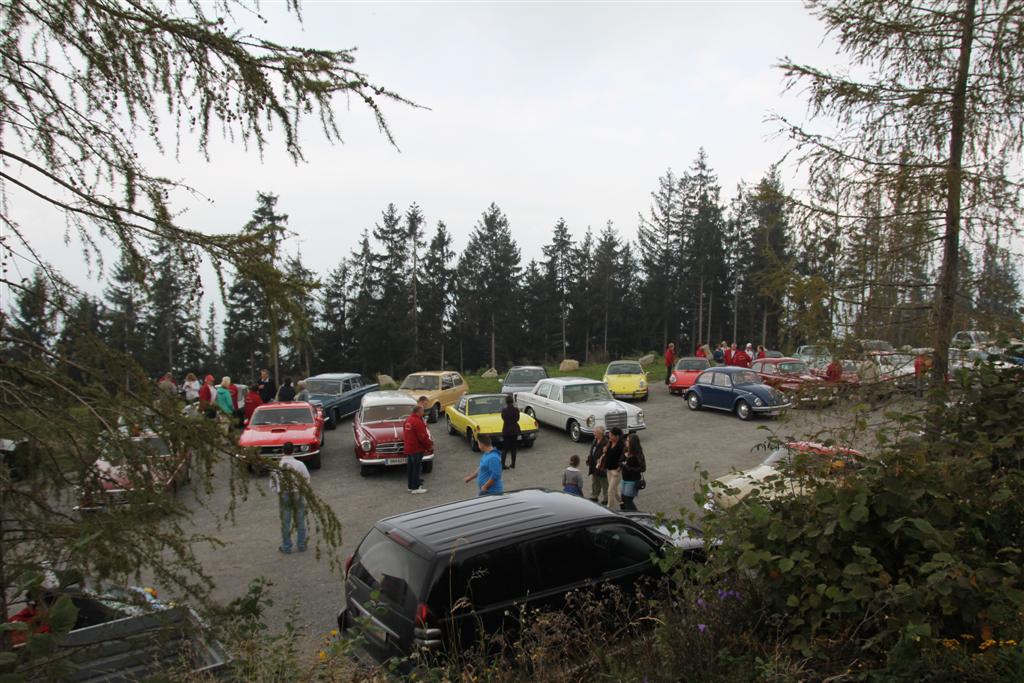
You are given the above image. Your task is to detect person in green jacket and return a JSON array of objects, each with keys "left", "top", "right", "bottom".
[{"left": 215, "top": 378, "right": 236, "bottom": 419}]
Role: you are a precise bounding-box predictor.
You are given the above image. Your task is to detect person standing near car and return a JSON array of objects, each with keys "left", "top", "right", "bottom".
[
  {"left": 277, "top": 377, "right": 296, "bottom": 402},
  {"left": 733, "top": 345, "right": 752, "bottom": 369},
  {"left": 603, "top": 428, "right": 625, "bottom": 510},
  {"left": 500, "top": 395, "right": 520, "bottom": 470},
  {"left": 620, "top": 433, "right": 646, "bottom": 511},
  {"left": 403, "top": 403, "right": 431, "bottom": 494},
  {"left": 270, "top": 442, "right": 309, "bottom": 554},
  {"left": 664, "top": 342, "right": 676, "bottom": 385},
  {"left": 585, "top": 425, "right": 609, "bottom": 504},
  {"left": 464, "top": 433, "right": 503, "bottom": 496},
  {"left": 182, "top": 372, "right": 201, "bottom": 403},
  {"left": 198, "top": 374, "right": 217, "bottom": 418},
  {"left": 258, "top": 368, "right": 277, "bottom": 404},
  {"left": 244, "top": 382, "right": 263, "bottom": 421}
]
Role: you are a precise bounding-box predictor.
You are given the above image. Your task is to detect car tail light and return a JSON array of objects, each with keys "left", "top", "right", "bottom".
[
  {"left": 415, "top": 602, "right": 434, "bottom": 628},
  {"left": 344, "top": 555, "right": 353, "bottom": 578}
]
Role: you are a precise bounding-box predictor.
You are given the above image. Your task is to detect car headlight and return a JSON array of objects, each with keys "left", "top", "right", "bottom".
[
  {"left": 359, "top": 438, "right": 372, "bottom": 452},
  {"left": 586, "top": 415, "right": 596, "bottom": 428},
  {"left": 637, "top": 411, "right": 644, "bottom": 423},
  {"left": 639, "top": 380, "right": 647, "bottom": 388},
  {"left": 298, "top": 444, "right": 310, "bottom": 453},
  {"left": 670, "top": 373, "right": 677, "bottom": 383},
  {"left": 754, "top": 397, "right": 764, "bottom": 407}
]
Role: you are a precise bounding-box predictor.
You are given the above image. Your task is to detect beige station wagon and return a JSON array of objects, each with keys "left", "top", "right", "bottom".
[{"left": 399, "top": 371, "right": 469, "bottom": 423}]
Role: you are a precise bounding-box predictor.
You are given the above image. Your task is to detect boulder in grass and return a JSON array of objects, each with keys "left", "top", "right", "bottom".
[
  {"left": 481, "top": 368, "right": 498, "bottom": 379},
  {"left": 377, "top": 374, "right": 397, "bottom": 388},
  {"left": 558, "top": 359, "right": 580, "bottom": 372},
  {"left": 638, "top": 354, "right": 656, "bottom": 366}
]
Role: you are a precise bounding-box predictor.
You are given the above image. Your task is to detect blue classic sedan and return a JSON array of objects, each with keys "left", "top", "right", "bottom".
[
  {"left": 684, "top": 367, "right": 791, "bottom": 420},
  {"left": 302, "top": 373, "right": 379, "bottom": 430}
]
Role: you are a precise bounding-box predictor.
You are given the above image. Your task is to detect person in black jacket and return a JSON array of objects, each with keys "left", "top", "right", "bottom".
[
  {"left": 257, "top": 368, "right": 277, "bottom": 403},
  {"left": 603, "top": 428, "right": 625, "bottom": 510},
  {"left": 620, "top": 433, "right": 646, "bottom": 511},
  {"left": 500, "top": 395, "right": 520, "bottom": 470},
  {"left": 277, "top": 378, "right": 296, "bottom": 402},
  {"left": 585, "top": 426, "right": 609, "bottom": 504}
]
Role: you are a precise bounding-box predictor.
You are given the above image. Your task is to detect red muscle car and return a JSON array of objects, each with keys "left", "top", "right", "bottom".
[
  {"left": 239, "top": 402, "right": 325, "bottom": 470},
  {"left": 751, "top": 357, "right": 829, "bottom": 404},
  {"left": 353, "top": 391, "right": 434, "bottom": 476},
  {"left": 77, "top": 432, "right": 192, "bottom": 512},
  {"left": 668, "top": 357, "right": 711, "bottom": 395}
]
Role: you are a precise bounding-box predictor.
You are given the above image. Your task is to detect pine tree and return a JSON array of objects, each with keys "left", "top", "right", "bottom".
[
  {"left": 975, "top": 239, "right": 1023, "bottom": 332},
  {"left": 682, "top": 150, "right": 730, "bottom": 351},
  {"left": 636, "top": 169, "right": 686, "bottom": 350},
  {"left": 279, "top": 252, "right": 319, "bottom": 380},
  {"left": 145, "top": 241, "right": 205, "bottom": 377},
  {"left": 568, "top": 228, "right": 595, "bottom": 362},
  {"left": 6, "top": 269, "right": 57, "bottom": 363},
  {"left": 419, "top": 222, "right": 455, "bottom": 367},
  {"left": 590, "top": 223, "right": 623, "bottom": 358},
  {"left": 405, "top": 204, "right": 427, "bottom": 367},
  {"left": 347, "top": 230, "right": 382, "bottom": 374},
  {"left": 372, "top": 203, "right": 412, "bottom": 377},
  {"left": 103, "top": 254, "right": 148, "bottom": 373},
  {"left": 315, "top": 258, "right": 352, "bottom": 372},
  {"left": 57, "top": 295, "right": 105, "bottom": 384},
  {"left": 542, "top": 219, "right": 575, "bottom": 360}
]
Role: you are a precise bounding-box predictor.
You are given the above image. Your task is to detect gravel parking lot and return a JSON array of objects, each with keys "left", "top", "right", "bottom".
[{"left": 182, "top": 383, "right": 861, "bottom": 652}]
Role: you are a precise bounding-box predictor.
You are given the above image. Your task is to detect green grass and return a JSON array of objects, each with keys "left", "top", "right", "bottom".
[{"left": 464, "top": 361, "right": 655, "bottom": 394}]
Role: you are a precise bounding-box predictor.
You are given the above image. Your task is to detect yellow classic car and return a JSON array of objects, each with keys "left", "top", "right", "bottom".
[
  {"left": 603, "top": 360, "right": 649, "bottom": 401},
  {"left": 445, "top": 394, "right": 539, "bottom": 451}
]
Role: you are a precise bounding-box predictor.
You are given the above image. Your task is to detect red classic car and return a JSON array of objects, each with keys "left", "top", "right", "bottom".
[
  {"left": 239, "top": 402, "right": 325, "bottom": 470},
  {"left": 77, "top": 432, "right": 192, "bottom": 512},
  {"left": 668, "top": 357, "right": 711, "bottom": 395},
  {"left": 751, "top": 357, "right": 828, "bottom": 404},
  {"left": 353, "top": 391, "right": 433, "bottom": 477}
]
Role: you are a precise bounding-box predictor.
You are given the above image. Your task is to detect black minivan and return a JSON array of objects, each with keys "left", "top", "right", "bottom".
[{"left": 338, "top": 489, "right": 702, "bottom": 663}]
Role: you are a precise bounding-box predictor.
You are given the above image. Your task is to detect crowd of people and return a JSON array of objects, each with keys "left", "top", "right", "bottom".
[
  {"left": 662, "top": 340, "right": 771, "bottom": 383},
  {"left": 152, "top": 368, "right": 309, "bottom": 427}
]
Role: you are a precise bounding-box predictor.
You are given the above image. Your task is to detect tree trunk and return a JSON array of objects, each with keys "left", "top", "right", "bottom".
[
  {"left": 603, "top": 306, "right": 609, "bottom": 357},
  {"left": 732, "top": 289, "right": 739, "bottom": 343},
  {"left": 932, "top": 0, "right": 976, "bottom": 387},
  {"left": 707, "top": 290, "right": 713, "bottom": 345},
  {"left": 697, "top": 277, "right": 704, "bottom": 351},
  {"left": 490, "top": 313, "right": 496, "bottom": 370}
]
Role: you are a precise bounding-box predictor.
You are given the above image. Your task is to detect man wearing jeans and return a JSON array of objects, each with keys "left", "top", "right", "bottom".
[
  {"left": 270, "top": 442, "right": 310, "bottom": 554},
  {"left": 403, "top": 403, "right": 432, "bottom": 494}
]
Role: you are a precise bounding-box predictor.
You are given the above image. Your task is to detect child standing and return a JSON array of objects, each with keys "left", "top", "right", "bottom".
[{"left": 562, "top": 455, "right": 584, "bottom": 496}]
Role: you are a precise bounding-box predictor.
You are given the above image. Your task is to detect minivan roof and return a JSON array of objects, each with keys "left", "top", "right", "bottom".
[{"left": 376, "top": 489, "right": 619, "bottom": 554}]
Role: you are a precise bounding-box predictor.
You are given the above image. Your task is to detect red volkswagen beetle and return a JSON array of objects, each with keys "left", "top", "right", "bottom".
[
  {"left": 668, "top": 357, "right": 711, "bottom": 395},
  {"left": 239, "top": 402, "right": 325, "bottom": 470},
  {"left": 353, "top": 391, "right": 434, "bottom": 477}
]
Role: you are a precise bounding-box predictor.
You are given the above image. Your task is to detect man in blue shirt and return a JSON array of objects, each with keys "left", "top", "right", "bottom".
[{"left": 464, "top": 433, "right": 503, "bottom": 496}]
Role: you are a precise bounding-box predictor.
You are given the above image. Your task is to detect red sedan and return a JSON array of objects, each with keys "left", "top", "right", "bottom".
[
  {"left": 668, "top": 357, "right": 711, "bottom": 395},
  {"left": 240, "top": 402, "right": 325, "bottom": 470},
  {"left": 353, "top": 391, "right": 433, "bottom": 476},
  {"left": 751, "top": 357, "right": 828, "bottom": 404}
]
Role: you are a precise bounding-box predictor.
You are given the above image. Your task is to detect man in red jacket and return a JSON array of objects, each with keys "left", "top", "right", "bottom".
[
  {"left": 732, "top": 345, "right": 752, "bottom": 368},
  {"left": 664, "top": 342, "right": 676, "bottom": 385},
  {"left": 403, "top": 403, "right": 433, "bottom": 494},
  {"left": 725, "top": 343, "right": 736, "bottom": 366}
]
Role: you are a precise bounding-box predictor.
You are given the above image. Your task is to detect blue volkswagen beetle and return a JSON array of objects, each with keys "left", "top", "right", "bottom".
[
  {"left": 684, "top": 367, "right": 791, "bottom": 420},
  {"left": 302, "top": 373, "right": 379, "bottom": 430}
]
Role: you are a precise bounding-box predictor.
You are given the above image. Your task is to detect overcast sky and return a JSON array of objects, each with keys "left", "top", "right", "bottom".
[{"left": 7, "top": 0, "right": 844, "bottom": 307}]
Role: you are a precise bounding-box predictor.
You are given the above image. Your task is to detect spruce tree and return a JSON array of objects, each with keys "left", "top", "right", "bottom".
[
  {"left": 636, "top": 169, "right": 686, "bottom": 350},
  {"left": 6, "top": 269, "right": 57, "bottom": 363},
  {"left": 103, "top": 254, "right": 149, "bottom": 374},
  {"left": 315, "top": 258, "right": 352, "bottom": 372},
  {"left": 542, "top": 219, "right": 575, "bottom": 360},
  {"left": 419, "top": 222, "right": 455, "bottom": 368}
]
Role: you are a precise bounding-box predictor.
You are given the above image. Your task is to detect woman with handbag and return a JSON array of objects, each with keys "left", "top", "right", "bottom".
[{"left": 620, "top": 432, "right": 646, "bottom": 511}]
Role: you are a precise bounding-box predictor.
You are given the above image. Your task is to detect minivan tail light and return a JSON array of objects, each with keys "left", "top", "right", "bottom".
[
  {"left": 415, "top": 602, "right": 434, "bottom": 628},
  {"left": 344, "top": 554, "right": 353, "bottom": 578}
]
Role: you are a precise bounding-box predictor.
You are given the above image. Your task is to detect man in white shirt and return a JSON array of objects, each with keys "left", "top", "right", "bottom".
[{"left": 270, "top": 442, "right": 311, "bottom": 553}]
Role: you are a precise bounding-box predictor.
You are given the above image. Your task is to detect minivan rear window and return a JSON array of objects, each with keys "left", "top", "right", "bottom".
[{"left": 352, "top": 529, "right": 430, "bottom": 609}]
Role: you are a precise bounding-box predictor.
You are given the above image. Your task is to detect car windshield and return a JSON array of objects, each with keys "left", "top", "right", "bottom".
[
  {"left": 731, "top": 371, "right": 761, "bottom": 385},
  {"left": 841, "top": 360, "right": 859, "bottom": 372},
  {"left": 251, "top": 407, "right": 312, "bottom": 425},
  {"left": 676, "top": 359, "right": 710, "bottom": 371},
  {"left": 468, "top": 396, "right": 505, "bottom": 415},
  {"left": 505, "top": 368, "right": 546, "bottom": 384},
  {"left": 305, "top": 379, "right": 342, "bottom": 395},
  {"left": 400, "top": 375, "right": 440, "bottom": 391},
  {"left": 361, "top": 404, "right": 410, "bottom": 422},
  {"left": 777, "top": 361, "right": 809, "bottom": 374},
  {"left": 607, "top": 362, "right": 643, "bottom": 375},
  {"left": 562, "top": 383, "right": 613, "bottom": 403}
]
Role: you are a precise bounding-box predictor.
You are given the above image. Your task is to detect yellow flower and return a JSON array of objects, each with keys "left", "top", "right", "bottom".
[
  {"left": 318, "top": 650, "right": 327, "bottom": 662},
  {"left": 330, "top": 628, "right": 339, "bottom": 637},
  {"left": 979, "top": 639, "right": 997, "bottom": 651},
  {"left": 941, "top": 639, "right": 959, "bottom": 650}
]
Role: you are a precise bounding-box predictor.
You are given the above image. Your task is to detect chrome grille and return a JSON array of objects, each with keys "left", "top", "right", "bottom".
[
  {"left": 375, "top": 441, "right": 404, "bottom": 455},
  {"left": 604, "top": 411, "right": 628, "bottom": 429},
  {"left": 260, "top": 446, "right": 284, "bottom": 456}
]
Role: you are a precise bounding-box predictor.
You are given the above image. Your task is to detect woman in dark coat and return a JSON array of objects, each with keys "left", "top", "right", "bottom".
[{"left": 620, "top": 433, "right": 646, "bottom": 511}]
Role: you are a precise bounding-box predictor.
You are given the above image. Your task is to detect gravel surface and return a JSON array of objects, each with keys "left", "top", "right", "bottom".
[{"left": 180, "top": 383, "right": 868, "bottom": 653}]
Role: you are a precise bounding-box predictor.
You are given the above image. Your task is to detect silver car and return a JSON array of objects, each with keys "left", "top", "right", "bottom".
[{"left": 514, "top": 377, "right": 646, "bottom": 442}]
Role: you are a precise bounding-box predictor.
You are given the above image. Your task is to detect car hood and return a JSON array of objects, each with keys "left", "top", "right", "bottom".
[
  {"left": 239, "top": 424, "right": 319, "bottom": 446},
  {"left": 306, "top": 393, "right": 343, "bottom": 406},
  {"left": 358, "top": 420, "right": 405, "bottom": 443},
  {"left": 470, "top": 413, "right": 539, "bottom": 433},
  {"left": 605, "top": 374, "right": 647, "bottom": 390},
  {"left": 570, "top": 399, "right": 642, "bottom": 417},
  {"left": 734, "top": 383, "right": 787, "bottom": 404},
  {"left": 92, "top": 456, "right": 175, "bottom": 490},
  {"left": 714, "top": 465, "right": 783, "bottom": 507}
]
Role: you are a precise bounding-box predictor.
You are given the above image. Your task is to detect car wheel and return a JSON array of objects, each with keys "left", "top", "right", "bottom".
[
  {"left": 326, "top": 409, "right": 339, "bottom": 430},
  {"left": 736, "top": 400, "right": 752, "bottom": 421},
  {"left": 468, "top": 429, "right": 479, "bottom": 452},
  {"left": 524, "top": 407, "right": 535, "bottom": 419},
  {"left": 428, "top": 404, "right": 440, "bottom": 423},
  {"left": 686, "top": 392, "right": 701, "bottom": 411},
  {"left": 522, "top": 439, "right": 535, "bottom": 449},
  {"left": 568, "top": 420, "right": 582, "bottom": 442},
  {"left": 359, "top": 465, "right": 370, "bottom": 477},
  {"left": 422, "top": 461, "right": 434, "bottom": 474},
  {"left": 446, "top": 415, "right": 457, "bottom": 435},
  {"left": 308, "top": 451, "right": 323, "bottom": 470}
]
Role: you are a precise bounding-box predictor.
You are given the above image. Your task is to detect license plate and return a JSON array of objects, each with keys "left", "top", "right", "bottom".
[{"left": 385, "top": 458, "right": 406, "bottom": 466}]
